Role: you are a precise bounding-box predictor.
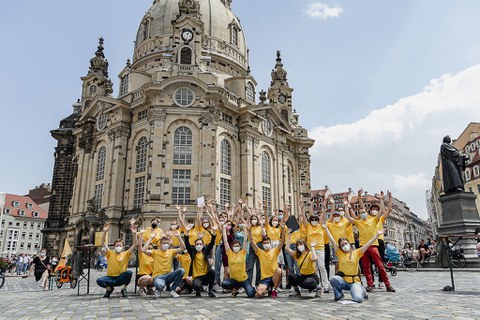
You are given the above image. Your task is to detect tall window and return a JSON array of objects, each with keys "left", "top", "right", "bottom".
[
  {"left": 220, "top": 178, "right": 231, "bottom": 209},
  {"left": 287, "top": 165, "right": 292, "bottom": 193},
  {"left": 246, "top": 82, "right": 255, "bottom": 103},
  {"left": 262, "top": 152, "right": 271, "bottom": 184},
  {"left": 281, "top": 109, "right": 289, "bottom": 122},
  {"left": 120, "top": 74, "right": 129, "bottom": 96},
  {"left": 180, "top": 47, "right": 192, "bottom": 65},
  {"left": 262, "top": 186, "right": 271, "bottom": 215},
  {"left": 174, "top": 127, "right": 192, "bottom": 165},
  {"left": 133, "top": 176, "right": 146, "bottom": 209},
  {"left": 172, "top": 169, "right": 191, "bottom": 205},
  {"left": 94, "top": 184, "right": 103, "bottom": 211},
  {"left": 231, "top": 27, "right": 238, "bottom": 46},
  {"left": 136, "top": 137, "right": 148, "bottom": 173},
  {"left": 143, "top": 19, "right": 150, "bottom": 40},
  {"left": 96, "top": 147, "right": 106, "bottom": 181},
  {"left": 220, "top": 139, "right": 231, "bottom": 175}
]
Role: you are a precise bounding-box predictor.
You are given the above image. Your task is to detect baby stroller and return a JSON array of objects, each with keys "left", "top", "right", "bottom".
[{"left": 383, "top": 244, "right": 400, "bottom": 276}]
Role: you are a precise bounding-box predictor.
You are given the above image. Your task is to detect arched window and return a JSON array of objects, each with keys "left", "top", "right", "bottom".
[
  {"left": 136, "top": 137, "right": 148, "bottom": 173},
  {"left": 281, "top": 109, "right": 289, "bottom": 122},
  {"left": 180, "top": 47, "right": 192, "bottom": 65},
  {"left": 287, "top": 165, "right": 292, "bottom": 193},
  {"left": 96, "top": 147, "right": 106, "bottom": 181},
  {"left": 220, "top": 139, "right": 231, "bottom": 175},
  {"left": 231, "top": 27, "right": 238, "bottom": 46},
  {"left": 246, "top": 82, "right": 255, "bottom": 103},
  {"left": 174, "top": 127, "right": 192, "bottom": 165},
  {"left": 143, "top": 20, "right": 150, "bottom": 41},
  {"left": 262, "top": 152, "right": 271, "bottom": 184}
]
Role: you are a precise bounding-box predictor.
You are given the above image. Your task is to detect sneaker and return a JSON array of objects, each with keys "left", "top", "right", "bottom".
[
  {"left": 138, "top": 288, "right": 146, "bottom": 296},
  {"left": 315, "top": 290, "right": 323, "bottom": 298},
  {"left": 103, "top": 287, "right": 114, "bottom": 298},
  {"left": 289, "top": 288, "right": 301, "bottom": 297},
  {"left": 386, "top": 286, "right": 396, "bottom": 292},
  {"left": 378, "top": 282, "right": 384, "bottom": 289},
  {"left": 323, "top": 288, "right": 330, "bottom": 294},
  {"left": 155, "top": 290, "right": 163, "bottom": 299},
  {"left": 334, "top": 293, "right": 345, "bottom": 302},
  {"left": 208, "top": 291, "right": 216, "bottom": 298},
  {"left": 212, "top": 284, "right": 220, "bottom": 292},
  {"left": 170, "top": 290, "right": 180, "bottom": 298},
  {"left": 365, "top": 286, "right": 374, "bottom": 292},
  {"left": 121, "top": 288, "right": 127, "bottom": 297},
  {"left": 276, "top": 287, "right": 283, "bottom": 293},
  {"left": 147, "top": 287, "right": 155, "bottom": 295},
  {"left": 271, "top": 289, "right": 278, "bottom": 299}
]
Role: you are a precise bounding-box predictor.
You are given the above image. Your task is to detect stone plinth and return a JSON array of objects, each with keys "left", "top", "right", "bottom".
[{"left": 438, "top": 192, "right": 480, "bottom": 235}]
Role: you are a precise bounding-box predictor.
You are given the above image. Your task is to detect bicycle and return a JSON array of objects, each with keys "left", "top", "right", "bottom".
[
  {"left": 448, "top": 244, "right": 466, "bottom": 268},
  {"left": 398, "top": 251, "right": 419, "bottom": 271}
]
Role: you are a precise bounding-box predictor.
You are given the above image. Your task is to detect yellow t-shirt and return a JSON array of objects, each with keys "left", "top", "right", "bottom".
[
  {"left": 250, "top": 226, "right": 263, "bottom": 244},
  {"left": 226, "top": 249, "right": 248, "bottom": 282},
  {"left": 327, "top": 218, "right": 350, "bottom": 244},
  {"left": 293, "top": 251, "right": 316, "bottom": 275},
  {"left": 377, "top": 218, "right": 385, "bottom": 241},
  {"left": 337, "top": 249, "right": 363, "bottom": 283},
  {"left": 197, "top": 226, "right": 212, "bottom": 246},
  {"left": 192, "top": 252, "right": 208, "bottom": 278},
  {"left": 170, "top": 233, "right": 180, "bottom": 247},
  {"left": 177, "top": 253, "right": 191, "bottom": 279},
  {"left": 181, "top": 227, "right": 199, "bottom": 246},
  {"left": 355, "top": 216, "right": 384, "bottom": 246},
  {"left": 152, "top": 249, "right": 175, "bottom": 278},
  {"left": 347, "top": 224, "right": 354, "bottom": 243},
  {"left": 138, "top": 252, "right": 154, "bottom": 276},
  {"left": 306, "top": 224, "right": 325, "bottom": 250},
  {"left": 215, "top": 229, "right": 222, "bottom": 246},
  {"left": 290, "top": 229, "right": 305, "bottom": 243},
  {"left": 106, "top": 250, "right": 131, "bottom": 277},
  {"left": 265, "top": 224, "right": 282, "bottom": 241},
  {"left": 256, "top": 247, "right": 280, "bottom": 280},
  {"left": 142, "top": 227, "right": 164, "bottom": 246}
]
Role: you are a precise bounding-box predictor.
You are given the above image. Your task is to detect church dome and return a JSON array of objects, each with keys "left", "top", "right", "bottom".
[{"left": 133, "top": 0, "right": 248, "bottom": 72}]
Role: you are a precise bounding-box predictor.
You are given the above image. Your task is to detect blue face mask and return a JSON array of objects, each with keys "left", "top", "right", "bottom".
[{"left": 360, "top": 213, "right": 368, "bottom": 220}]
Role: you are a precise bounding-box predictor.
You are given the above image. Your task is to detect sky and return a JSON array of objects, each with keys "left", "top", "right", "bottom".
[{"left": 1, "top": 0, "right": 480, "bottom": 219}]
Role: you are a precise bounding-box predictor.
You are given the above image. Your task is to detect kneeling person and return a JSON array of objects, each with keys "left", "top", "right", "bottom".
[
  {"left": 142, "top": 230, "right": 186, "bottom": 298},
  {"left": 96, "top": 221, "right": 136, "bottom": 298},
  {"left": 285, "top": 235, "right": 319, "bottom": 297}
]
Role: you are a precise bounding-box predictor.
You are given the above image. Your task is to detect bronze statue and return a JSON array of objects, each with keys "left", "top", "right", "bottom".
[{"left": 441, "top": 135, "right": 467, "bottom": 193}]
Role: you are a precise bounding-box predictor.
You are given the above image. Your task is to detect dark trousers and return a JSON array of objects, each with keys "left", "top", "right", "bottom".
[
  {"left": 221, "top": 278, "right": 256, "bottom": 297},
  {"left": 324, "top": 243, "right": 331, "bottom": 279},
  {"left": 288, "top": 273, "right": 319, "bottom": 291},
  {"left": 97, "top": 270, "right": 132, "bottom": 289},
  {"left": 246, "top": 242, "right": 262, "bottom": 286},
  {"left": 193, "top": 269, "right": 215, "bottom": 293}
]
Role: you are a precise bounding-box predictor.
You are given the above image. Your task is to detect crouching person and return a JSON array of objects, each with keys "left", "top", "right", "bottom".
[
  {"left": 142, "top": 229, "right": 186, "bottom": 298},
  {"left": 285, "top": 235, "right": 319, "bottom": 297},
  {"left": 324, "top": 222, "right": 384, "bottom": 303},
  {"left": 96, "top": 219, "right": 137, "bottom": 298}
]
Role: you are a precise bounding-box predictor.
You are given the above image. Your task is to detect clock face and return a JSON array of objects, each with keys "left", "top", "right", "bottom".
[
  {"left": 181, "top": 30, "right": 193, "bottom": 42},
  {"left": 278, "top": 94, "right": 287, "bottom": 104}
]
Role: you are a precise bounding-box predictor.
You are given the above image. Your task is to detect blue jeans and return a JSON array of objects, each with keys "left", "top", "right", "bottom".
[
  {"left": 285, "top": 244, "right": 297, "bottom": 274},
  {"left": 153, "top": 268, "right": 185, "bottom": 292},
  {"left": 97, "top": 270, "right": 132, "bottom": 288},
  {"left": 214, "top": 243, "right": 224, "bottom": 284},
  {"left": 246, "top": 242, "right": 262, "bottom": 286},
  {"left": 329, "top": 275, "right": 367, "bottom": 302},
  {"left": 221, "top": 278, "right": 256, "bottom": 298}
]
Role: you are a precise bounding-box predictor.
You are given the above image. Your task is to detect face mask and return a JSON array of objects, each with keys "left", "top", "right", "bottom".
[
  {"left": 278, "top": 215, "right": 283, "bottom": 220},
  {"left": 311, "top": 221, "right": 318, "bottom": 226},
  {"left": 195, "top": 245, "right": 203, "bottom": 252},
  {"left": 360, "top": 213, "right": 368, "bottom": 220},
  {"left": 226, "top": 225, "right": 232, "bottom": 231},
  {"left": 272, "top": 221, "right": 278, "bottom": 227},
  {"left": 341, "top": 244, "right": 351, "bottom": 252},
  {"left": 203, "top": 222, "right": 210, "bottom": 228},
  {"left": 371, "top": 210, "right": 378, "bottom": 216},
  {"left": 171, "top": 225, "right": 177, "bottom": 230},
  {"left": 297, "top": 245, "right": 305, "bottom": 252},
  {"left": 233, "top": 246, "right": 241, "bottom": 253},
  {"left": 161, "top": 244, "right": 169, "bottom": 251},
  {"left": 339, "top": 211, "right": 345, "bottom": 216},
  {"left": 115, "top": 246, "right": 123, "bottom": 253},
  {"left": 263, "top": 243, "right": 271, "bottom": 250},
  {"left": 187, "top": 224, "right": 194, "bottom": 229},
  {"left": 151, "top": 223, "right": 158, "bottom": 229},
  {"left": 333, "top": 217, "right": 340, "bottom": 223},
  {"left": 251, "top": 219, "right": 258, "bottom": 225},
  {"left": 219, "top": 220, "right": 225, "bottom": 225},
  {"left": 39, "top": 252, "right": 46, "bottom": 257},
  {"left": 238, "top": 224, "right": 246, "bottom": 229}
]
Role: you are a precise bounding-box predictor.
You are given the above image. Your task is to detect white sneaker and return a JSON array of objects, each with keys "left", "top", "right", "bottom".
[
  {"left": 170, "top": 290, "right": 180, "bottom": 298},
  {"left": 155, "top": 290, "right": 163, "bottom": 299},
  {"left": 138, "top": 288, "right": 146, "bottom": 296}
]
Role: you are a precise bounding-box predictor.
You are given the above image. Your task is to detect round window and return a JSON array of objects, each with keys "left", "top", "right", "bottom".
[{"left": 174, "top": 88, "right": 195, "bottom": 107}]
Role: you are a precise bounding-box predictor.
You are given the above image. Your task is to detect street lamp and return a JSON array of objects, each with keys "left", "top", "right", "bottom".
[{"left": 0, "top": 192, "right": 6, "bottom": 257}]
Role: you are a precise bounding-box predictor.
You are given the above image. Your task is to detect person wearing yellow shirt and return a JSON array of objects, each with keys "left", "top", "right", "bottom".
[
  {"left": 220, "top": 224, "right": 256, "bottom": 298},
  {"left": 324, "top": 221, "right": 384, "bottom": 303},
  {"left": 136, "top": 232, "right": 154, "bottom": 296},
  {"left": 249, "top": 226, "right": 284, "bottom": 299},
  {"left": 285, "top": 234, "right": 319, "bottom": 297},
  {"left": 185, "top": 225, "right": 217, "bottom": 297},
  {"left": 96, "top": 220, "right": 137, "bottom": 298},
  {"left": 327, "top": 205, "right": 354, "bottom": 272},
  {"left": 347, "top": 189, "right": 395, "bottom": 293},
  {"left": 213, "top": 213, "right": 227, "bottom": 291},
  {"left": 142, "top": 217, "right": 163, "bottom": 246},
  {"left": 142, "top": 229, "right": 186, "bottom": 298},
  {"left": 174, "top": 250, "right": 193, "bottom": 294},
  {"left": 246, "top": 214, "right": 263, "bottom": 286}
]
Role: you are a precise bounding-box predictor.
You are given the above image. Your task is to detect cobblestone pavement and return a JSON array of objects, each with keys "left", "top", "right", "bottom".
[{"left": 1, "top": 269, "right": 479, "bottom": 319}]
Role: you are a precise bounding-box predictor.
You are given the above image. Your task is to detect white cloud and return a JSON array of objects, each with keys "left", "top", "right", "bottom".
[
  {"left": 308, "top": 64, "right": 480, "bottom": 219},
  {"left": 305, "top": 3, "right": 343, "bottom": 20}
]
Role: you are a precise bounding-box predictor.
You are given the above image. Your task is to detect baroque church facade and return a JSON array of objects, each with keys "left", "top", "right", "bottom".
[{"left": 43, "top": 0, "right": 314, "bottom": 253}]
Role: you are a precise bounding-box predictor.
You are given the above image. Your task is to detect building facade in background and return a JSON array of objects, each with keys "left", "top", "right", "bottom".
[
  {"left": 44, "top": 0, "right": 314, "bottom": 254},
  {"left": 0, "top": 194, "right": 47, "bottom": 256}
]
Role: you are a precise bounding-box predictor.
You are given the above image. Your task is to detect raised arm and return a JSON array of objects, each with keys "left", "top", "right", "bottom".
[
  {"left": 382, "top": 191, "right": 393, "bottom": 220},
  {"left": 127, "top": 218, "right": 138, "bottom": 253},
  {"left": 285, "top": 232, "right": 295, "bottom": 258},
  {"left": 173, "top": 230, "right": 186, "bottom": 254},
  {"left": 101, "top": 223, "right": 110, "bottom": 251},
  {"left": 322, "top": 223, "right": 338, "bottom": 253},
  {"left": 248, "top": 227, "right": 259, "bottom": 253},
  {"left": 345, "top": 206, "right": 356, "bottom": 224},
  {"left": 357, "top": 188, "right": 365, "bottom": 210},
  {"left": 298, "top": 200, "right": 307, "bottom": 227},
  {"left": 277, "top": 224, "right": 285, "bottom": 249},
  {"left": 360, "top": 229, "right": 384, "bottom": 254},
  {"left": 176, "top": 204, "right": 187, "bottom": 231},
  {"left": 222, "top": 224, "right": 231, "bottom": 252},
  {"left": 142, "top": 231, "right": 157, "bottom": 255}
]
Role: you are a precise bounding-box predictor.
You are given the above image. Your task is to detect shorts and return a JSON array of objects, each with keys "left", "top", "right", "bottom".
[{"left": 259, "top": 277, "right": 273, "bottom": 287}]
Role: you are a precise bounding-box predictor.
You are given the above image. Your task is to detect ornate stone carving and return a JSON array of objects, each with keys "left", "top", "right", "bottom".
[
  {"left": 179, "top": 0, "right": 199, "bottom": 16},
  {"left": 149, "top": 106, "right": 167, "bottom": 127}
]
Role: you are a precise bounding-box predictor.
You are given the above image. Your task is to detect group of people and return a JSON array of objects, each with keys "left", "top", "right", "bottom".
[{"left": 97, "top": 189, "right": 396, "bottom": 302}]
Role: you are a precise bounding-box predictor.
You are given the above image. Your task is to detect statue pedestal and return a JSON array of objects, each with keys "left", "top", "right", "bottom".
[{"left": 437, "top": 192, "right": 480, "bottom": 267}]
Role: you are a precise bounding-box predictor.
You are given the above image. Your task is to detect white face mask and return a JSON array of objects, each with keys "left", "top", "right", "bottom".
[
  {"left": 360, "top": 213, "right": 368, "bottom": 220},
  {"left": 233, "top": 246, "right": 241, "bottom": 253},
  {"left": 278, "top": 215, "right": 283, "bottom": 220},
  {"left": 341, "top": 244, "right": 351, "bottom": 252},
  {"left": 263, "top": 243, "right": 271, "bottom": 250},
  {"left": 371, "top": 210, "right": 378, "bottom": 216},
  {"left": 297, "top": 245, "right": 305, "bottom": 252},
  {"left": 311, "top": 221, "right": 319, "bottom": 226},
  {"left": 251, "top": 219, "right": 258, "bottom": 225},
  {"left": 195, "top": 245, "right": 203, "bottom": 252},
  {"left": 203, "top": 222, "right": 210, "bottom": 228},
  {"left": 39, "top": 252, "right": 46, "bottom": 257},
  {"left": 333, "top": 217, "right": 341, "bottom": 223},
  {"left": 161, "top": 244, "right": 170, "bottom": 251},
  {"left": 171, "top": 225, "right": 178, "bottom": 230},
  {"left": 187, "top": 223, "right": 194, "bottom": 229},
  {"left": 272, "top": 221, "right": 279, "bottom": 227},
  {"left": 115, "top": 246, "right": 123, "bottom": 253}
]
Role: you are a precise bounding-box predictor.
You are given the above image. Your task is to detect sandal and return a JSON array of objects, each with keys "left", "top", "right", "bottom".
[
  {"left": 43, "top": 287, "right": 50, "bottom": 291},
  {"left": 231, "top": 289, "right": 239, "bottom": 297}
]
